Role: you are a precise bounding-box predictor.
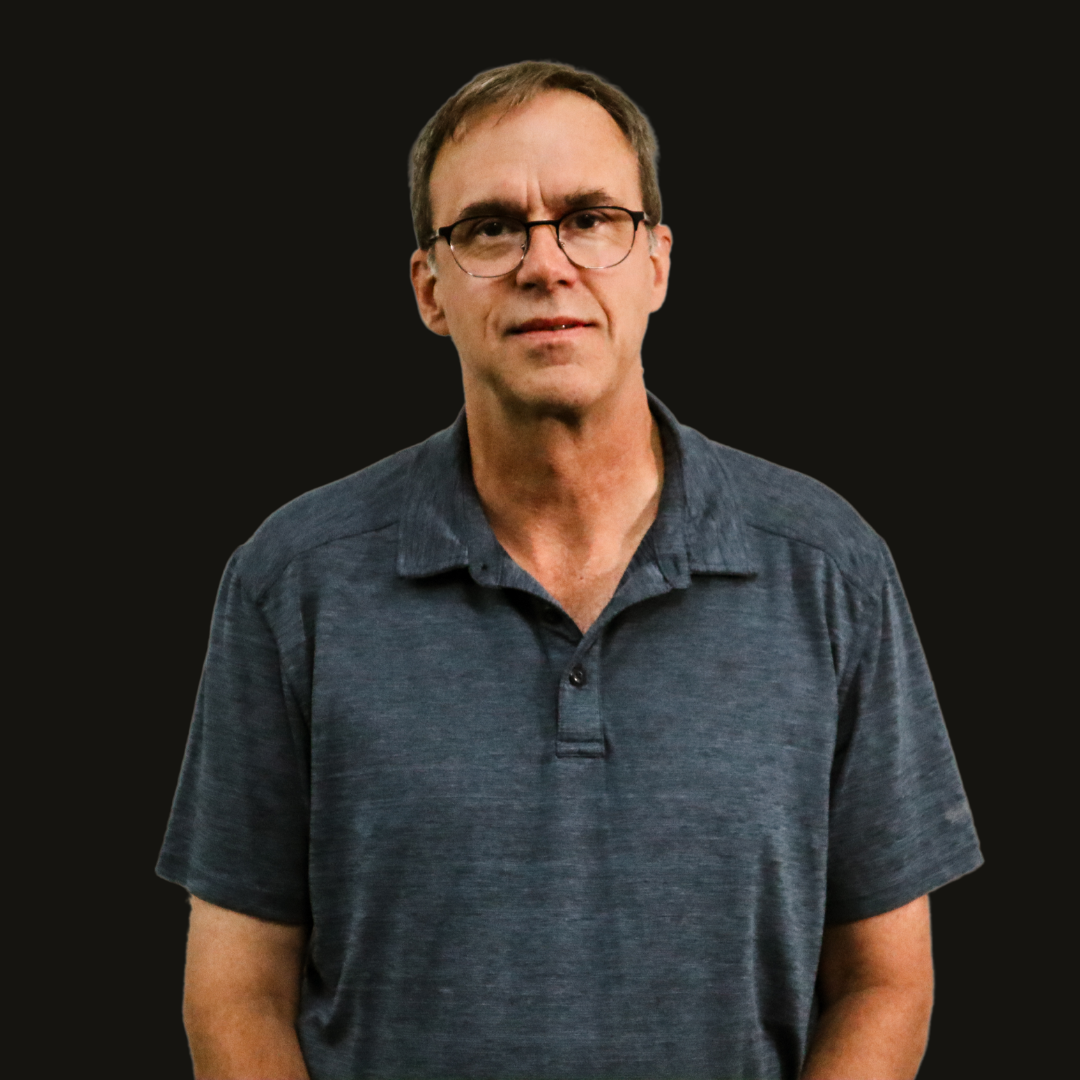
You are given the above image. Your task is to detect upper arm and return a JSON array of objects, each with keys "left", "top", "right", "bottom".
[
  {"left": 184, "top": 894, "right": 310, "bottom": 1016},
  {"left": 818, "top": 894, "right": 933, "bottom": 1006}
]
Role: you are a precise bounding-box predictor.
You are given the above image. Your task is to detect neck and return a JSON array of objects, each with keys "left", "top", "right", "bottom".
[{"left": 462, "top": 369, "right": 656, "bottom": 570}]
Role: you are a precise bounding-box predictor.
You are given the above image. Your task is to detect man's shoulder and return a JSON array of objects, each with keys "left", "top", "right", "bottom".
[
  {"left": 232, "top": 436, "right": 431, "bottom": 596},
  {"left": 684, "top": 425, "right": 887, "bottom": 593}
]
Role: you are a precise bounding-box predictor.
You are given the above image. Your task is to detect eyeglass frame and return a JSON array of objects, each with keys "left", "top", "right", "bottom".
[{"left": 431, "top": 206, "right": 649, "bottom": 278}]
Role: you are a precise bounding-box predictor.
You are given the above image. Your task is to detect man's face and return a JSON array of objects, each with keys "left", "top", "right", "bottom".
[{"left": 411, "top": 90, "right": 672, "bottom": 416}]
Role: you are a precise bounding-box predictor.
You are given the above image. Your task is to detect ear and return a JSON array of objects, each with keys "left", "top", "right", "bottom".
[
  {"left": 410, "top": 247, "right": 452, "bottom": 337},
  {"left": 647, "top": 224, "right": 673, "bottom": 315}
]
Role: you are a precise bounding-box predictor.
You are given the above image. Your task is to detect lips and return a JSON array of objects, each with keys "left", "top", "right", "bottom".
[{"left": 509, "top": 317, "right": 591, "bottom": 334}]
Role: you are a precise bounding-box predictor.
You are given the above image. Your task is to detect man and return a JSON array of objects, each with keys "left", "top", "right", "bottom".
[{"left": 158, "top": 61, "right": 982, "bottom": 1079}]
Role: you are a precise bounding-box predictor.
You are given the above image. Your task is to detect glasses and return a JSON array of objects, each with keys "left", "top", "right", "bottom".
[{"left": 433, "top": 206, "right": 648, "bottom": 278}]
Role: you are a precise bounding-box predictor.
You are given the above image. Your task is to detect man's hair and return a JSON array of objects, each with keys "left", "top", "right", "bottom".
[{"left": 409, "top": 60, "right": 661, "bottom": 250}]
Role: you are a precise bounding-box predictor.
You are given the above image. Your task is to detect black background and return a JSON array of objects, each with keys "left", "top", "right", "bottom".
[{"left": 59, "top": 14, "right": 1059, "bottom": 1077}]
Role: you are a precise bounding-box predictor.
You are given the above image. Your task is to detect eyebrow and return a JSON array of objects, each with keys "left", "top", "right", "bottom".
[{"left": 451, "top": 189, "right": 621, "bottom": 224}]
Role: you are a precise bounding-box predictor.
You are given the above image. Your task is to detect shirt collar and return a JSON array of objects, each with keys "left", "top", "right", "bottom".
[{"left": 396, "top": 393, "right": 757, "bottom": 581}]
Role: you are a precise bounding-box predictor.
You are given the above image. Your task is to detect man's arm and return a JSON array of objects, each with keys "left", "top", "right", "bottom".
[
  {"left": 183, "top": 894, "right": 311, "bottom": 1080},
  {"left": 801, "top": 894, "right": 934, "bottom": 1080}
]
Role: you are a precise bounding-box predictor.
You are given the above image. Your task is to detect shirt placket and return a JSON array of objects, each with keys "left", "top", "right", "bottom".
[
  {"left": 556, "top": 645, "right": 604, "bottom": 758},
  {"left": 551, "top": 554, "right": 684, "bottom": 759}
]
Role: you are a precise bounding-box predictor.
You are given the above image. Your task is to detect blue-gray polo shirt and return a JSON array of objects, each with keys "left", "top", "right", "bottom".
[{"left": 158, "top": 395, "right": 982, "bottom": 1080}]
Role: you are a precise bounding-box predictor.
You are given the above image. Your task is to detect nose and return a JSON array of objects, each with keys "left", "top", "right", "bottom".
[{"left": 516, "top": 222, "right": 576, "bottom": 286}]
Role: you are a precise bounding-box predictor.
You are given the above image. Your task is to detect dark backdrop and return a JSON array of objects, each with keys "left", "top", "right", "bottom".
[{"left": 70, "top": 19, "right": 1055, "bottom": 1078}]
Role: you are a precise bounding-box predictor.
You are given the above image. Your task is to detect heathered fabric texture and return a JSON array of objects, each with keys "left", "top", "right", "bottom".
[{"left": 158, "top": 395, "right": 982, "bottom": 1079}]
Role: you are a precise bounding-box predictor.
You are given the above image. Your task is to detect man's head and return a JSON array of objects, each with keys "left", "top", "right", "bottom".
[{"left": 409, "top": 62, "right": 672, "bottom": 418}]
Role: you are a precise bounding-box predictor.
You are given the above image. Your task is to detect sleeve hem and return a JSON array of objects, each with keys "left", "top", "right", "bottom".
[
  {"left": 825, "top": 849, "right": 984, "bottom": 926},
  {"left": 155, "top": 860, "right": 310, "bottom": 925}
]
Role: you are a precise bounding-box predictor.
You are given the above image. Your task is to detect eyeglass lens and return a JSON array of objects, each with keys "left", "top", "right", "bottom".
[{"left": 448, "top": 208, "right": 638, "bottom": 277}]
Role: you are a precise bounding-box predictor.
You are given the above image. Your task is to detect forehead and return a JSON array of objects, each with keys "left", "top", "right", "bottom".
[{"left": 429, "top": 90, "right": 641, "bottom": 223}]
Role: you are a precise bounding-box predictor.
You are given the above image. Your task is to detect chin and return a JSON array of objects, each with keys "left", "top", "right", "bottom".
[{"left": 498, "top": 363, "right": 615, "bottom": 418}]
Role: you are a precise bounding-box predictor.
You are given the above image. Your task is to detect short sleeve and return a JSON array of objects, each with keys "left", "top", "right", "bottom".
[
  {"left": 156, "top": 549, "right": 311, "bottom": 923},
  {"left": 824, "top": 538, "right": 983, "bottom": 924}
]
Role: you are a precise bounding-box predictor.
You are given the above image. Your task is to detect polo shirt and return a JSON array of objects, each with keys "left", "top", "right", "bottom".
[{"left": 157, "top": 394, "right": 982, "bottom": 1080}]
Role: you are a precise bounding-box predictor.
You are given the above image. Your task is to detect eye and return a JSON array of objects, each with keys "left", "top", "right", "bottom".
[
  {"left": 454, "top": 217, "right": 524, "bottom": 245},
  {"left": 569, "top": 211, "right": 604, "bottom": 230},
  {"left": 457, "top": 217, "right": 520, "bottom": 241}
]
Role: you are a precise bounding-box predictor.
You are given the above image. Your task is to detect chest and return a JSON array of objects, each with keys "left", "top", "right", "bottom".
[
  {"left": 302, "top": 568, "right": 841, "bottom": 802},
  {"left": 533, "top": 558, "right": 629, "bottom": 634}
]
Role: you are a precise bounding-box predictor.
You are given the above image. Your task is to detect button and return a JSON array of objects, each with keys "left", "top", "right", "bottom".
[{"left": 568, "top": 665, "right": 587, "bottom": 688}]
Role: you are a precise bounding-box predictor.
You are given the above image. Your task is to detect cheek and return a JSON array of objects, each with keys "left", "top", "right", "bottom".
[
  {"left": 603, "top": 274, "right": 653, "bottom": 334},
  {"left": 441, "top": 285, "right": 499, "bottom": 346},
  {"left": 438, "top": 281, "right": 475, "bottom": 327}
]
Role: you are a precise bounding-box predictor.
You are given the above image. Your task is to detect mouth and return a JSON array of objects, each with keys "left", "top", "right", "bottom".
[{"left": 508, "top": 317, "right": 593, "bottom": 336}]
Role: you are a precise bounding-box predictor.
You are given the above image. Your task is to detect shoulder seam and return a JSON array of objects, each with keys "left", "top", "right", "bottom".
[
  {"left": 744, "top": 518, "right": 881, "bottom": 600},
  {"left": 244, "top": 517, "right": 400, "bottom": 603}
]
